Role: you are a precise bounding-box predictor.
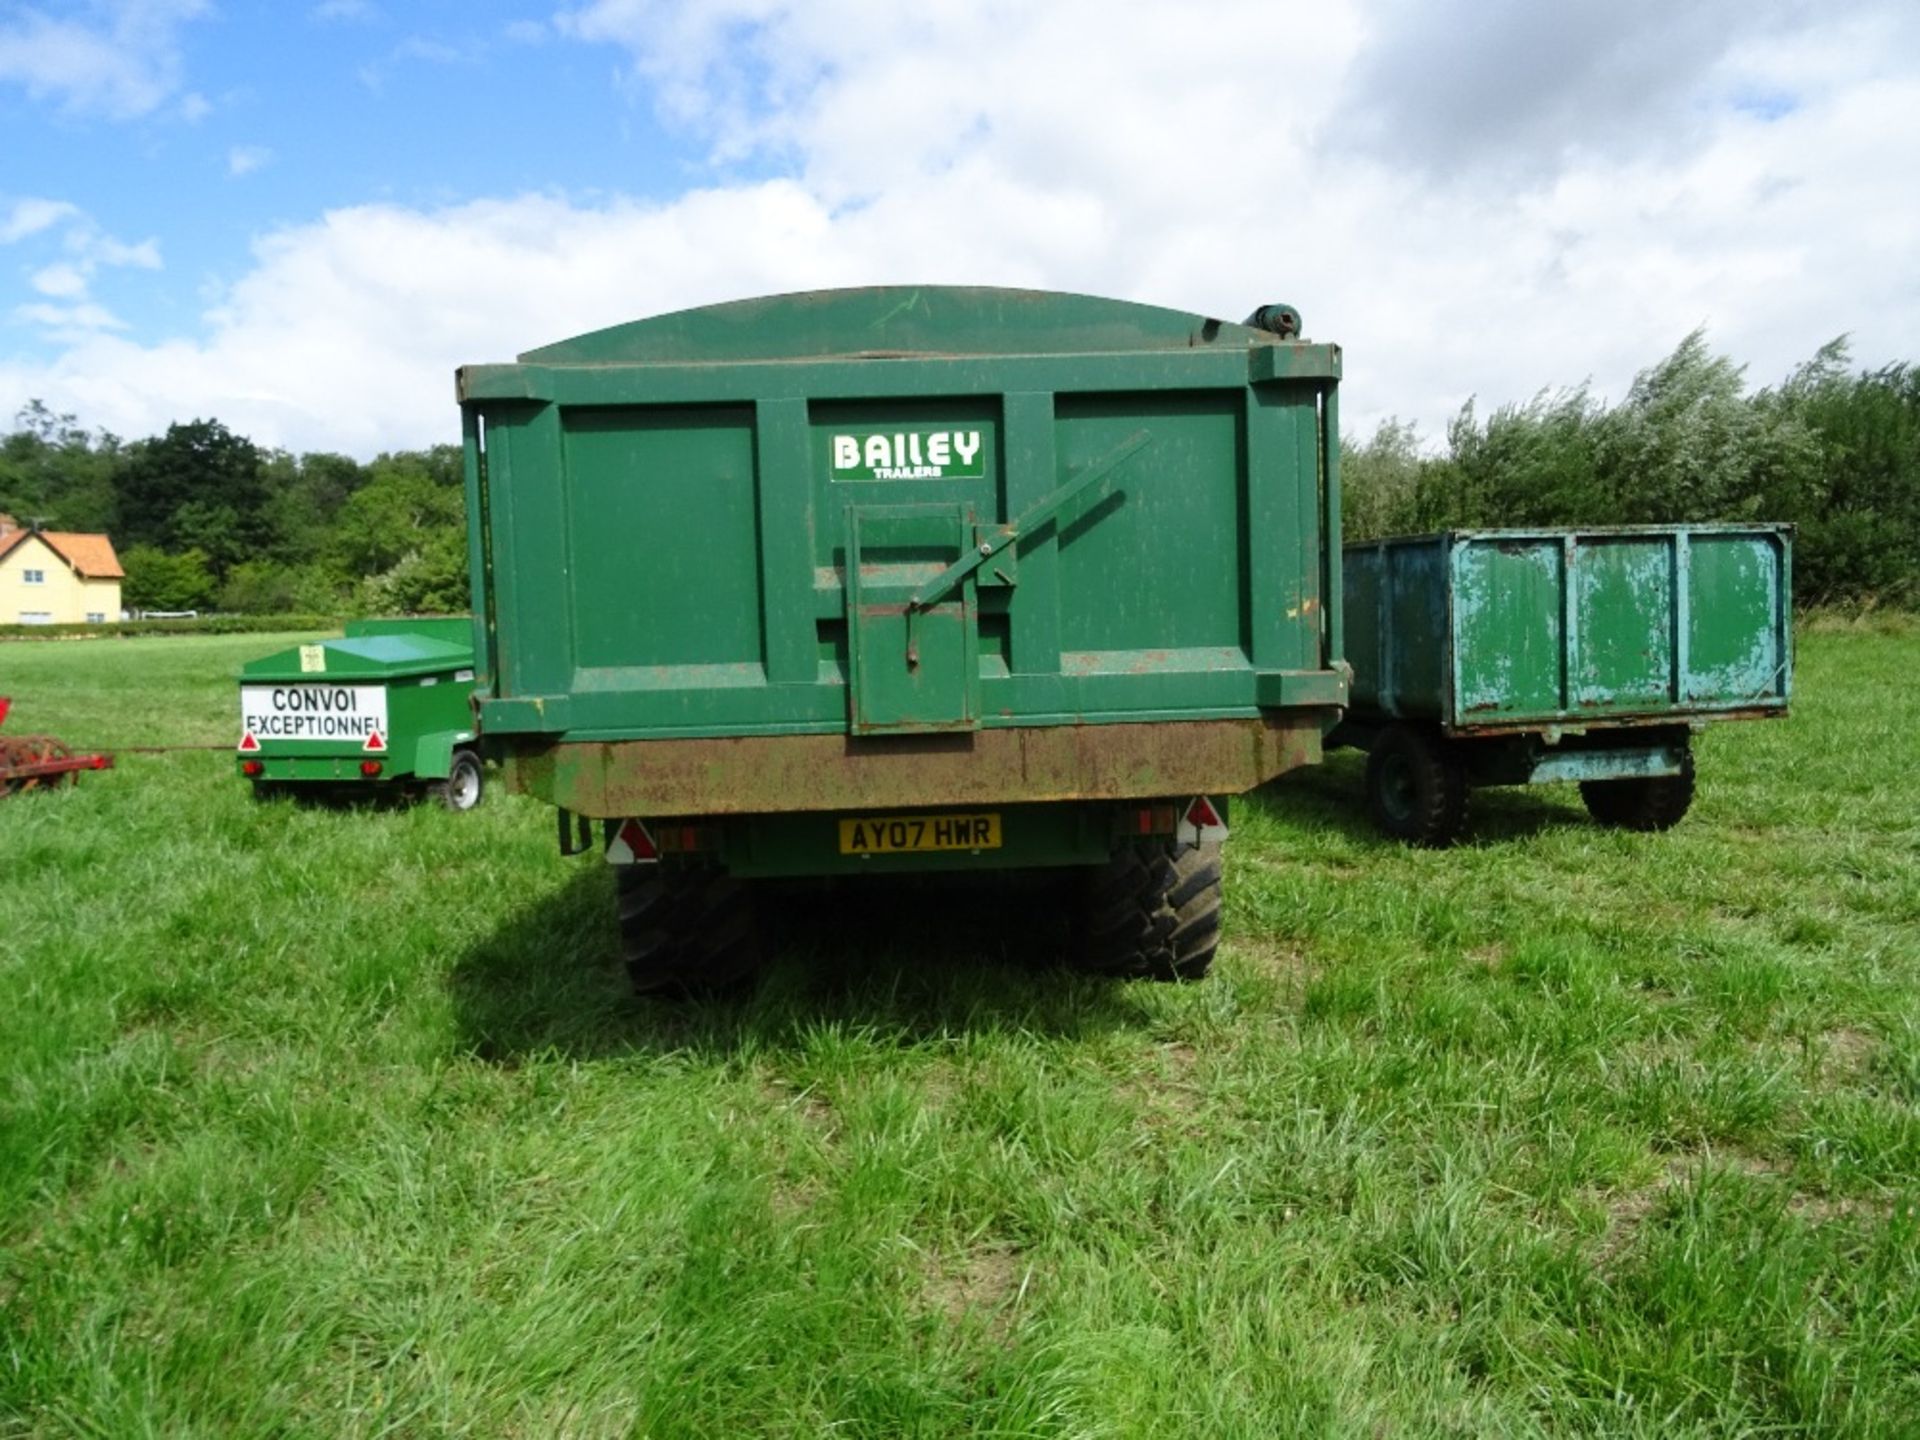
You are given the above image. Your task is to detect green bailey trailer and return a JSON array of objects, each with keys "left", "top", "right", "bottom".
[
  {"left": 1334, "top": 525, "right": 1792, "bottom": 845},
  {"left": 237, "top": 616, "right": 485, "bottom": 809},
  {"left": 456, "top": 287, "right": 1348, "bottom": 992}
]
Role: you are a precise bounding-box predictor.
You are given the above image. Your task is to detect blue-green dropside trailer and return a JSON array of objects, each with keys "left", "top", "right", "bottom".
[{"left": 1334, "top": 525, "right": 1792, "bottom": 844}]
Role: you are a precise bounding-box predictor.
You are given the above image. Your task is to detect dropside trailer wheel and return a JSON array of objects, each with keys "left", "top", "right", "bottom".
[
  {"left": 1580, "top": 748, "right": 1696, "bottom": 832},
  {"left": 617, "top": 865, "right": 761, "bottom": 997},
  {"left": 1365, "top": 723, "right": 1470, "bottom": 847},
  {"left": 1072, "top": 841, "right": 1223, "bottom": 982},
  {"left": 433, "top": 750, "right": 484, "bottom": 812}
]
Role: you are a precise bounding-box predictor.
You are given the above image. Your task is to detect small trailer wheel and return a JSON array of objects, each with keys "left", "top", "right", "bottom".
[
  {"left": 434, "top": 750, "right": 485, "bottom": 812},
  {"left": 1580, "top": 749, "right": 1696, "bottom": 832},
  {"left": 1365, "top": 724, "right": 1469, "bottom": 847}
]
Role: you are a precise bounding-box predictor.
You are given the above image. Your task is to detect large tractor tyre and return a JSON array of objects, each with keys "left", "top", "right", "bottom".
[
  {"left": 1365, "top": 724, "right": 1470, "bottom": 848},
  {"left": 1580, "top": 749, "right": 1696, "bottom": 832},
  {"left": 432, "top": 750, "right": 485, "bottom": 812},
  {"left": 1073, "top": 841, "right": 1223, "bottom": 982},
  {"left": 617, "top": 865, "right": 761, "bottom": 998}
]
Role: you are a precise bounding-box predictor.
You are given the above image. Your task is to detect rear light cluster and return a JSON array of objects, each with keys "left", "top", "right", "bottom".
[
  {"left": 1126, "top": 803, "right": 1180, "bottom": 836},
  {"left": 360, "top": 760, "right": 384, "bottom": 777},
  {"left": 241, "top": 760, "right": 264, "bottom": 778},
  {"left": 656, "top": 823, "right": 708, "bottom": 854}
]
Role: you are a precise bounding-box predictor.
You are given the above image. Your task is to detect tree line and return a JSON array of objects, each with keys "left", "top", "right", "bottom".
[
  {"left": 2, "top": 330, "right": 1915, "bottom": 616},
  {"left": 1342, "top": 333, "right": 1919, "bottom": 607},
  {"left": 0, "top": 406, "right": 467, "bottom": 615}
]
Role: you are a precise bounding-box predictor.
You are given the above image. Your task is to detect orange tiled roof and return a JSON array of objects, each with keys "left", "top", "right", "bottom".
[{"left": 0, "top": 528, "right": 124, "bottom": 579}]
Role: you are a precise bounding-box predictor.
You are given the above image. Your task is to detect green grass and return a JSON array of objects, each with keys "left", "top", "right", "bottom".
[{"left": 3, "top": 623, "right": 1918, "bottom": 1437}]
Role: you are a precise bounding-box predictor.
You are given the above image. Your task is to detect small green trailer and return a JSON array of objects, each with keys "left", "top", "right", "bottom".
[
  {"left": 237, "top": 616, "right": 484, "bottom": 809},
  {"left": 1333, "top": 525, "right": 1792, "bottom": 845},
  {"left": 457, "top": 287, "right": 1348, "bottom": 992}
]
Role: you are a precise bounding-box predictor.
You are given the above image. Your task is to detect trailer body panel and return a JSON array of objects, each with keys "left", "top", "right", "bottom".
[{"left": 1344, "top": 526, "right": 1792, "bottom": 735}]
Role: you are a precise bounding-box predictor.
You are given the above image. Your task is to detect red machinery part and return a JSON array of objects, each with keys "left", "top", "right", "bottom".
[{"left": 0, "top": 696, "right": 114, "bottom": 795}]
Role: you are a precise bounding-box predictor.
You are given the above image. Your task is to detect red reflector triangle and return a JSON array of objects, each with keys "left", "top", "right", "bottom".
[
  {"left": 237, "top": 731, "right": 260, "bottom": 753},
  {"left": 363, "top": 731, "right": 386, "bottom": 752},
  {"left": 1187, "top": 796, "right": 1222, "bottom": 828},
  {"left": 619, "top": 819, "right": 658, "bottom": 860}
]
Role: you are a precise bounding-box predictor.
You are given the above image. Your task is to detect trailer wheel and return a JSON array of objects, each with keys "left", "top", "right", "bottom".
[
  {"left": 1073, "top": 841, "right": 1222, "bottom": 982},
  {"left": 433, "top": 750, "right": 484, "bottom": 812},
  {"left": 1580, "top": 749, "right": 1696, "bottom": 832},
  {"left": 1146, "top": 842, "right": 1224, "bottom": 982},
  {"left": 1365, "top": 724, "right": 1469, "bottom": 847},
  {"left": 618, "top": 865, "right": 761, "bottom": 997}
]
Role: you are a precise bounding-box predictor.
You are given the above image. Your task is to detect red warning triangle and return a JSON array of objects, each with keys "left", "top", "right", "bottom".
[
  {"left": 606, "top": 819, "right": 659, "bottom": 865},
  {"left": 1178, "top": 794, "right": 1228, "bottom": 846},
  {"left": 238, "top": 731, "right": 260, "bottom": 753},
  {"left": 363, "top": 730, "right": 386, "bottom": 752}
]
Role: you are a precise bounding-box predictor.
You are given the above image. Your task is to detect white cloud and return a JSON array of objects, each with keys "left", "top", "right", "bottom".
[
  {"left": 228, "top": 144, "right": 273, "bottom": 177},
  {"left": 4, "top": 202, "right": 162, "bottom": 350},
  {"left": 11, "top": 300, "right": 126, "bottom": 337},
  {"left": 74, "top": 232, "right": 161, "bottom": 269},
  {"left": 1, "top": 197, "right": 81, "bottom": 244},
  {"left": 29, "top": 263, "right": 89, "bottom": 298},
  {"left": 0, "top": 0, "right": 211, "bottom": 119},
  {"left": 312, "top": 0, "right": 377, "bottom": 20},
  {"left": 358, "top": 33, "right": 483, "bottom": 90},
  {"left": 2, "top": 0, "right": 1917, "bottom": 455}
]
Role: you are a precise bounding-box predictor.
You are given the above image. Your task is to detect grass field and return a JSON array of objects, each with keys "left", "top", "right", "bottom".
[{"left": 3, "top": 624, "right": 1918, "bottom": 1437}]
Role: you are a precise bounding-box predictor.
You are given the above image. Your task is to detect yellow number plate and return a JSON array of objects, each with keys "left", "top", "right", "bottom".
[{"left": 838, "top": 812, "right": 1002, "bottom": 855}]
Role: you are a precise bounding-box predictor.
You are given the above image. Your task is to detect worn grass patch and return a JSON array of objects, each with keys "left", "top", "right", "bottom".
[{"left": 2, "top": 626, "right": 1918, "bottom": 1436}]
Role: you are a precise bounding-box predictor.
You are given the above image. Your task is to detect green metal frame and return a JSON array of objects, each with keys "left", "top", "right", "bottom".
[{"left": 1333, "top": 713, "right": 1693, "bottom": 802}]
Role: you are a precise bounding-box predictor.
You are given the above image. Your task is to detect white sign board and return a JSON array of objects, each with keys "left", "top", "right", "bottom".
[{"left": 240, "top": 684, "right": 388, "bottom": 746}]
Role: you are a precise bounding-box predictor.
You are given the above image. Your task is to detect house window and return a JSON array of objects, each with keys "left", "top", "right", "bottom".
[
  {"left": 23, "top": 568, "right": 45, "bottom": 584},
  {"left": 18, "top": 611, "right": 52, "bottom": 624},
  {"left": 86, "top": 612, "right": 106, "bottom": 624}
]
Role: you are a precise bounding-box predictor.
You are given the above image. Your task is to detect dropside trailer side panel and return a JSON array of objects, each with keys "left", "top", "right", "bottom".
[{"left": 1343, "top": 526, "right": 1792, "bottom": 734}]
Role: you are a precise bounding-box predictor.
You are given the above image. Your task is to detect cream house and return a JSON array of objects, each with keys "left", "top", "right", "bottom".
[{"left": 0, "top": 515, "right": 124, "bottom": 625}]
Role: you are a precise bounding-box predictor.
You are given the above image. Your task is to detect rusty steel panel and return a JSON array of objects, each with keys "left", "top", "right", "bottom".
[{"left": 507, "top": 717, "right": 1321, "bottom": 818}]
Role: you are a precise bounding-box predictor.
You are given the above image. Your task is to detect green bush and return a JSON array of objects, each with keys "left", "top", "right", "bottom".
[
  {"left": 1342, "top": 333, "right": 1919, "bottom": 608},
  {"left": 121, "top": 544, "right": 217, "bottom": 612},
  {"left": 217, "top": 560, "right": 347, "bottom": 615}
]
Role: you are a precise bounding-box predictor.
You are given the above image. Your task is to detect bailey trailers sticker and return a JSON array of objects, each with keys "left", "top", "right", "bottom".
[
  {"left": 830, "top": 429, "right": 985, "bottom": 481},
  {"left": 240, "top": 684, "right": 389, "bottom": 747}
]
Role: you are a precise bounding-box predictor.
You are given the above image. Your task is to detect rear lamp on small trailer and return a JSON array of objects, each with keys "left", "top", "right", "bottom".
[
  {"left": 360, "top": 760, "right": 384, "bottom": 777},
  {"left": 241, "top": 760, "right": 264, "bottom": 777}
]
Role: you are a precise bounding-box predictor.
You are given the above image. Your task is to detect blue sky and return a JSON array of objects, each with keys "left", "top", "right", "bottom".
[
  {"left": 3, "top": 2, "right": 721, "bottom": 345},
  {"left": 2, "top": 1, "right": 1917, "bottom": 455}
]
